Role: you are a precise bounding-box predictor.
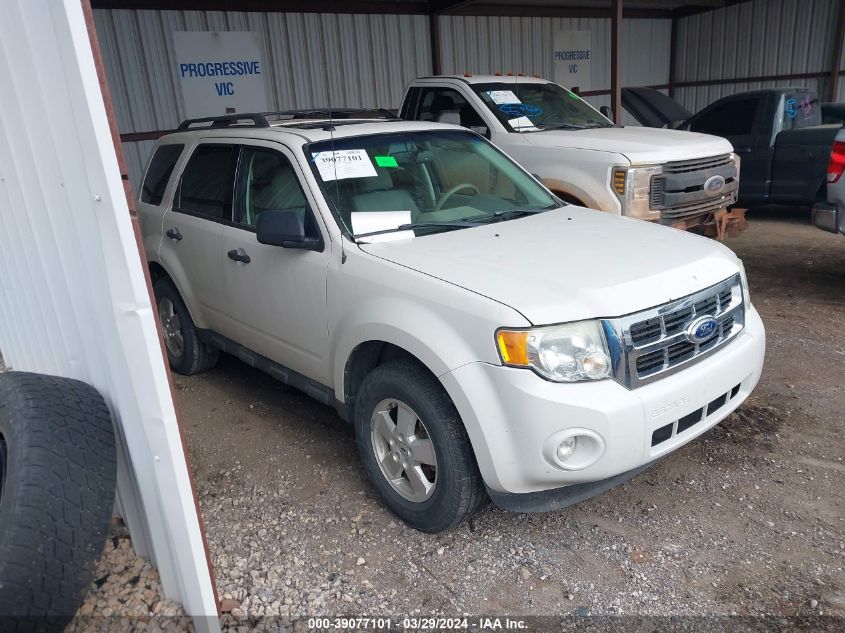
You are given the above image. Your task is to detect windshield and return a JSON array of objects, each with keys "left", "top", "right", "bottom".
[
  {"left": 306, "top": 130, "right": 558, "bottom": 240},
  {"left": 472, "top": 82, "right": 613, "bottom": 132}
]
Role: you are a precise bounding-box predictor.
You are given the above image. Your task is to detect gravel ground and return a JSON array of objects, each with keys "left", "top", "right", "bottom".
[
  {"left": 65, "top": 522, "right": 190, "bottom": 633},
  {"left": 173, "top": 209, "right": 844, "bottom": 621}
]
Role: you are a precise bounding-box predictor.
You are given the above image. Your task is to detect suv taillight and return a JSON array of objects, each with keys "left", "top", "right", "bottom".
[{"left": 828, "top": 140, "right": 845, "bottom": 183}]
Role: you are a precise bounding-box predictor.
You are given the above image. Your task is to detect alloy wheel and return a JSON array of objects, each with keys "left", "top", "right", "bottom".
[{"left": 370, "top": 399, "right": 438, "bottom": 502}]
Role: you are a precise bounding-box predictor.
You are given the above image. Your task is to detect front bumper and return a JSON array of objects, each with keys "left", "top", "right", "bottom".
[{"left": 440, "top": 305, "right": 765, "bottom": 496}]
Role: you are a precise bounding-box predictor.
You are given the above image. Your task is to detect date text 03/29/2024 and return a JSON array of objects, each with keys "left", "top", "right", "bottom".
[{"left": 307, "top": 617, "right": 528, "bottom": 630}]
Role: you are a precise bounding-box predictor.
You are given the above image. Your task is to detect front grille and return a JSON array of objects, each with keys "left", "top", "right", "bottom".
[
  {"left": 650, "top": 154, "right": 739, "bottom": 222},
  {"left": 662, "top": 154, "right": 734, "bottom": 174},
  {"left": 659, "top": 196, "right": 735, "bottom": 221},
  {"left": 603, "top": 274, "right": 745, "bottom": 389}
]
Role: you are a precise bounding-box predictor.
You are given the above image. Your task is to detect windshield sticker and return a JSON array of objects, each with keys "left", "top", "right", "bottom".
[
  {"left": 312, "top": 149, "right": 377, "bottom": 181},
  {"left": 351, "top": 210, "right": 414, "bottom": 243},
  {"left": 508, "top": 116, "right": 540, "bottom": 131},
  {"left": 374, "top": 155, "right": 399, "bottom": 168},
  {"left": 785, "top": 98, "right": 797, "bottom": 119},
  {"left": 487, "top": 90, "right": 521, "bottom": 105},
  {"left": 499, "top": 103, "right": 542, "bottom": 117},
  {"left": 799, "top": 94, "right": 813, "bottom": 119}
]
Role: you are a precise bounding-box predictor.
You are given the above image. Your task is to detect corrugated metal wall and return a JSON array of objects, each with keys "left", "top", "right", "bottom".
[
  {"left": 438, "top": 15, "right": 672, "bottom": 114},
  {"left": 93, "top": 9, "right": 432, "bottom": 187},
  {"left": 0, "top": 1, "right": 218, "bottom": 627},
  {"left": 675, "top": 0, "right": 839, "bottom": 113}
]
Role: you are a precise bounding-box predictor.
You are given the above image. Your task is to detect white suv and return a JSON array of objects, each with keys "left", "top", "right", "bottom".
[{"left": 138, "top": 110, "right": 765, "bottom": 532}]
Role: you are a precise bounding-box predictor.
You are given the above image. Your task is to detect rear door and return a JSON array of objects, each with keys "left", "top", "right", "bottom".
[
  {"left": 770, "top": 90, "right": 828, "bottom": 203},
  {"left": 219, "top": 140, "right": 332, "bottom": 384},
  {"left": 161, "top": 142, "right": 239, "bottom": 332},
  {"left": 686, "top": 95, "right": 769, "bottom": 204}
]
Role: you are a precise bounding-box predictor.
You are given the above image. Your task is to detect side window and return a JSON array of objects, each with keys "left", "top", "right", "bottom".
[
  {"left": 235, "top": 147, "right": 319, "bottom": 238},
  {"left": 689, "top": 98, "right": 760, "bottom": 137},
  {"left": 141, "top": 144, "right": 183, "bottom": 205},
  {"left": 176, "top": 144, "right": 239, "bottom": 220},
  {"left": 400, "top": 87, "right": 421, "bottom": 119},
  {"left": 417, "top": 88, "right": 486, "bottom": 130}
]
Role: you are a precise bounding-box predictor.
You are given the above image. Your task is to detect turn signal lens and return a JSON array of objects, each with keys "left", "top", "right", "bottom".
[
  {"left": 612, "top": 168, "right": 626, "bottom": 195},
  {"left": 497, "top": 330, "right": 530, "bottom": 366}
]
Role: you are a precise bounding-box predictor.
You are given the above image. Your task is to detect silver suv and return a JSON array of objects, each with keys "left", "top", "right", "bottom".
[{"left": 139, "top": 110, "right": 764, "bottom": 532}]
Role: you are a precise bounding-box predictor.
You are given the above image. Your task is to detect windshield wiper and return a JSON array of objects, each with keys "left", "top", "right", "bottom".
[
  {"left": 543, "top": 122, "right": 613, "bottom": 130},
  {"left": 473, "top": 207, "right": 551, "bottom": 224},
  {"left": 355, "top": 221, "right": 480, "bottom": 240}
]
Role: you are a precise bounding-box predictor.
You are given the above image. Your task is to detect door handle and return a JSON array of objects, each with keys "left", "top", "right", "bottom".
[
  {"left": 734, "top": 147, "right": 752, "bottom": 154},
  {"left": 227, "top": 249, "right": 251, "bottom": 264},
  {"left": 166, "top": 227, "right": 183, "bottom": 241}
]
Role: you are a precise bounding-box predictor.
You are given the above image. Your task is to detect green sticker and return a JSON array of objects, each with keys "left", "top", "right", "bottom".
[{"left": 375, "top": 155, "right": 398, "bottom": 168}]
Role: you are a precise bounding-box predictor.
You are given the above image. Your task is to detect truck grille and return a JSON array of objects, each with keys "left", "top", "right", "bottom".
[
  {"left": 650, "top": 154, "right": 739, "bottom": 223},
  {"left": 602, "top": 274, "right": 745, "bottom": 389}
]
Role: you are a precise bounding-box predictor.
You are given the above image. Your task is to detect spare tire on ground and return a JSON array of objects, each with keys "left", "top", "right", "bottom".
[{"left": 0, "top": 372, "right": 117, "bottom": 632}]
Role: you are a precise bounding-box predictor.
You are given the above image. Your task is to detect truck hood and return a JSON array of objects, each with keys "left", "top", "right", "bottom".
[
  {"left": 521, "top": 126, "right": 733, "bottom": 164},
  {"left": 359, "top": 207, "right": 741, "bottom": 325}
]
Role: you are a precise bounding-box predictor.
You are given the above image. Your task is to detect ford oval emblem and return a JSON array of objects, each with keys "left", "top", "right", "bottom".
[
  {"left": 704, "top": 174, "right": 726, "bottom": 194},
  {"left": 686, "top": 315, "right": 719, "bottom": 344}
]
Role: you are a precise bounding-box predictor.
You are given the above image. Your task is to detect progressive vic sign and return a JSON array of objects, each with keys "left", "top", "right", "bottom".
[
  {"left": 173, "top": 31, "right": 268, "bottom": 118},
  {"left": 553, "top": 30, "right": 592, "bottom": 91}
]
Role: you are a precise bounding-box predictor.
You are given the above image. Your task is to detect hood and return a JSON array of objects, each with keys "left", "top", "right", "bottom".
[
  {"left": 521, "top": 126, "right": 733, "bottom": 164},
  {"left": 359, "top": 207, "right": 741, "bottom": 325}
]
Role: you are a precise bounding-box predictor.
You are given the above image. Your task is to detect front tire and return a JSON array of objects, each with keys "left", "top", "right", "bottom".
[
  {"left": 354, "top": 361, "right": 486, "bottom": 532},
  {"left": 153, "top": 277, "right": 219, "bottom": 375}
]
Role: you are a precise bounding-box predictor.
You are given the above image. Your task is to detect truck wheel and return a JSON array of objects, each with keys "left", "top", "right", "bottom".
[
  {"left": 0, "top": 372, "right": 116, "bottom": 630},
  {"left": 154, "top": 277, "right": 219, "bottom": 375},
  {"left": 354, "top": 361, "right": 486, "bottom": 532}
]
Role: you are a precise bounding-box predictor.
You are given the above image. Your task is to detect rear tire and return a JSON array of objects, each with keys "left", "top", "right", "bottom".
[
  {"left": 154, "top": 277, "right": 219, "bottom": 375},
  {"left": 354, "top": 360, "right": 486, "bottom": 532},
  {"left": 0, "top": 372, "right": 116, "bottom": 631}
]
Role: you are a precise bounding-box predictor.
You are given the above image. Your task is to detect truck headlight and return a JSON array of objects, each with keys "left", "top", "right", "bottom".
[
  {"left": 612, "top": 165, "right": 662, "bottom": 220},
  {"left": 496, "top": 320, "right": 611, "bottom": 382}
]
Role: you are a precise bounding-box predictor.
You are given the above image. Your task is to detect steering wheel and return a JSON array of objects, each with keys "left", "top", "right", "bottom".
[
  {"left": 434, "top": 183, "right": 480, "bottom": 212},
  {"left": 537, "top": 112, "right": 562, "bottom": 126}
]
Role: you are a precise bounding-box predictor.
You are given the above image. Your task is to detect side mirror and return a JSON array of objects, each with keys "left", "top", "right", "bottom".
[
  {"left": 470, "top": 125, "right": 490, "bottom": 139},
  {"left": 600, "top": 105, "right": 613, "bottom": 121},
  {"left": 256, "top": 209, "right": 322, "bottom": 251}
]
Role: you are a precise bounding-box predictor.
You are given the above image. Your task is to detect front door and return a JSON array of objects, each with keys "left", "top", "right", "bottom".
[
  {"left": 687, "top": 96, "right": 769, "bottom": 204},
  {"left": 219, "top": 141, "right": 332, "bottom": 385}
]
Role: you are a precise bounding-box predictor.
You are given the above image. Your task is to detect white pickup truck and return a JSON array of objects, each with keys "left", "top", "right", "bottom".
[{"left": 400, "top": 75, "right": 743, "bottom": 237}]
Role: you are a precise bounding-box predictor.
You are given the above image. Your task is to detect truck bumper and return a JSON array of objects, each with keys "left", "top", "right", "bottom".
[
  {"left": 812, "top": 202, "right": 842, "bottom": 234},
  {"left": 440, "top": 306, "right": 765, "bottom": 498}
]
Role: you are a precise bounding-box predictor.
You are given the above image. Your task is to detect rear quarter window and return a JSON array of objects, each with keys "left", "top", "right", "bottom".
[{"left": 140, "top": 144, "right": 184, "bottom": 205}]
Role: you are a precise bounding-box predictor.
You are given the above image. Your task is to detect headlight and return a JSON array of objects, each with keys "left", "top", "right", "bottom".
[
  {"left": 737, "top": 259, "right": 751, "bottom": 310},
  {"left": 496, "top": 320, "right": 612, "bottom": 382},
  {"left": 612, "top": 165, "right": 662, "bottom": 220}
]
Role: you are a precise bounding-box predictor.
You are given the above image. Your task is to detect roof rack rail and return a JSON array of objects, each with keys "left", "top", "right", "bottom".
[{"left": 177, "top": 108, "right": 398, "bottom": 131}]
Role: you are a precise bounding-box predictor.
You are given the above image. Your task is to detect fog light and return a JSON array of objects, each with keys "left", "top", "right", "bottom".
[
  {"left": 543, "top": 429, "right": 606, "bottom": 471},
  {"left": 556, "top": 437, "right": 578, "bottom": 462}
]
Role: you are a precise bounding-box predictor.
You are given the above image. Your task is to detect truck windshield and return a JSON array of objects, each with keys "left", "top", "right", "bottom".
[
  {"left": 306, "top": 130, "right": 558, "bottom": 239},
  {"left": 472, "top": 82, "right": 613, "bottom": 132}
]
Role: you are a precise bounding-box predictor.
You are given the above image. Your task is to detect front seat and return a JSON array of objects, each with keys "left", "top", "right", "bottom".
[
  {"left": 350, "top": 170, "right": 420, "bottom": 219},
  {"left": 430, "top": 95, "right": 462, "bottom": 125},
  {"left": 249, "top": 164, "right": 306, "bottom": 225}
]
